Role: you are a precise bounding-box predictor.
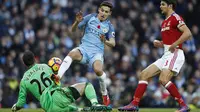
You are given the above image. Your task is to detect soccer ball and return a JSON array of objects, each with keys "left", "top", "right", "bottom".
[{"left": 48, "top": 57, "right": 62, "bottom": 74}]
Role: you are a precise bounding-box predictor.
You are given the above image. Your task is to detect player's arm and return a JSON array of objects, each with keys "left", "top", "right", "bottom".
[
  {"left": 103, "top": 24, "right": 116, "bottom": 47},
  {"left": 153, "top": 40, "right": 164, "bottom": 48},
  {"left": 12, "top": 81, "right": 27, "bottom": 111},
  {"left": 169, "top": 18, "right": 192, "bottom": 52},
  {"left": 104, "top": 37, "right": 115, "bottom": 47},
  {"left": 173, "top": 24, "right": 192, "bottom": 47}
]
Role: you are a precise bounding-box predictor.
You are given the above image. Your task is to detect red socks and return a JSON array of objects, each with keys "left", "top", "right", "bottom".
[
  {"left": 165, "top": 81, "right": 186, "bottom": 107},
  {"left": 131, "top": 80, "right": 186, "bottom": 107},
  {"left": 131, "top": 81, "right": 148, "bottom": 106}
]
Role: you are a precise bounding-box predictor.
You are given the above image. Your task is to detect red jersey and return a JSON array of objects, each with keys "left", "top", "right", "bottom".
[{"left": 161, "top": 13, "right": 185, "bottom": 49}]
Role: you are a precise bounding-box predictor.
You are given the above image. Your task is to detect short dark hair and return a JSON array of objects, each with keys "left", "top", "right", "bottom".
[
  {"left": 100, "top": 1, "right": 113, "bottom": 11},
  {"left": 162, "top": 0, "right": 177, "bottom": 10},
  {"left": 22, "top": 50, "right": 35, "bottom": 67}
]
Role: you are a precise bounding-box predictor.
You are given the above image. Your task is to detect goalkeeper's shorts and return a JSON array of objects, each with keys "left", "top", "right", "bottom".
[{"left": 40, "top": 86, "right": 78, "bottom": 112}]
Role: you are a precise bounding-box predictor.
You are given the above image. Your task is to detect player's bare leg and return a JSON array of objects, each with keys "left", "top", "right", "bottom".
[
  {"left": 159, "top": 69, "right": 190, "bottom": 112},
  {"left": 57, "top": 49, "right": 82, "bottom": 78},
  {"left": 118, "top": 64, "right": 160, "bottom": 111},
  {"left": 93, "top": 60, "right": 110, "bottom": 106}
]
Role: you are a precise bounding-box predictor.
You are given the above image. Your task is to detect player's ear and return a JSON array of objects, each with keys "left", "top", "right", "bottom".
[
  {"left": 98, "top": 8, "right": 101, "bottom": 13},
  {"left": 169, "top": 4, "right": 172, "bottom": 8},
  {"left": 109, "top": 10, "right": 112, "bottom": 15}
]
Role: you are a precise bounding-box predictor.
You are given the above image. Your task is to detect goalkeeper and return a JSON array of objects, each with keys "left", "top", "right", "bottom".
[{"left": 11, "top": 50, "right": 111, "bottom": 112}]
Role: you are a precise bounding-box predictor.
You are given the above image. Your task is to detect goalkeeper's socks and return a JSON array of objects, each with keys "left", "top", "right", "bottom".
[
  {"left": 131, "top": 80, "right": 148, "bottom": 106},
  {"left": 165, "top": 81, "right": 187, "bottom": 107},
  {"left": 92, "top": 102, "right": 98, "bottom": 106},
  {"left": 85, "top": 83, "right": 98, "bottom": 105}
]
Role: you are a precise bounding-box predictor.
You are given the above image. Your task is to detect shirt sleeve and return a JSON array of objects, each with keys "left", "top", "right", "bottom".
[
  {"left": 177, "top": 18, "right": 185, "bottom": 28},
  {"left": 172, "top": 14, "right": 185, "bottom": 28},
  {"left": 78, "top": 14, "right": 94, "bottom": 30},
  {"left": 16, "top": 80, "right": 27, "bottom": 108},
  {"left": 106, "top": 23, "right": 115, "bottom": 39}
]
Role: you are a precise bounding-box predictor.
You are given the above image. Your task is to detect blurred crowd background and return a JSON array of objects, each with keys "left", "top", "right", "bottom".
[{"left": 0, "top": 0, "right": 200, "bottom": 109}]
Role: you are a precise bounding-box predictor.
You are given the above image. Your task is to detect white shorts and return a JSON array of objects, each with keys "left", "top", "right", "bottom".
[{"left": 153, "top": 45, "right": 185, "bottom": 75}]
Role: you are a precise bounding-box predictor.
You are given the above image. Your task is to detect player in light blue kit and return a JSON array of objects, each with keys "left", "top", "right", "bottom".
[{"left": 54, "top": 1, "right": 115, "bottom": 106}]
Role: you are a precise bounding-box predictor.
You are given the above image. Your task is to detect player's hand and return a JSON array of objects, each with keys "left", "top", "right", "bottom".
[
  {"left": 169, "top": 44, "right": 176, "bottom": 53},
  {"left": 100, "top": 34, "right": 106, "bottom": 42},
  {"left": 76, "top": 11, "right": 83, "bottom": 22},
  {"left": 50, "top": 74, "right": 60, "bottom": 85},
  {"left": 153, "top": 40, "right": 163, "bottom": 48}
]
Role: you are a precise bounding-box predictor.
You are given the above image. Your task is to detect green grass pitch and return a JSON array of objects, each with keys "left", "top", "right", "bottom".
[{"left": 1, "top": 108, "right": 200, "bottom": 112}]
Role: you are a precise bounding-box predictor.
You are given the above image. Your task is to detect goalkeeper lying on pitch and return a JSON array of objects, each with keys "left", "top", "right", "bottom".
[{"left": 12, "top": 50, "right": 112, "bottom": 112}]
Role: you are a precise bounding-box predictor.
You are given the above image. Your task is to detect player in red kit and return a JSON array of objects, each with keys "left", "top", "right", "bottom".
[{"left": 118, "top": 0, "right": 192, "bottom": 112}]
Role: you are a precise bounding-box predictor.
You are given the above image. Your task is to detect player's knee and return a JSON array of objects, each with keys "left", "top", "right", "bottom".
[
  {"left": 86, "top": 82, "right": 92, "bottom": 87},
  {"left": 159, "top": 79, "right": 168, "bottom": 86},
  {"left": 94, "top": 68, "right": 103, "bottom": 76},
  {"left": 68, "top": 51, "right": 81, "bottom": 60},
  {"left": 139, "top": 71, "right": 148, "bottom": 80},
  {"left": 95, "top": 71, "right": 103, "bottom": 76},
  {"left": 84, "top": 82, "right": 93, "bottom": 91},
  {"left": 68, "top": 51, "right": 76, "bottom": 58}
]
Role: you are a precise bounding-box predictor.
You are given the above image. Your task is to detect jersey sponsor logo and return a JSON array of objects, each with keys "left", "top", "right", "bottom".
[
  {"left": 161, "top": 26, "right": 170, "bottom": 31},
  {"left": 89, "top": 20, "right": 99, "bottom": 25},
  {"left": 87, "top": 27, "right": 102, "bottom": 36}
]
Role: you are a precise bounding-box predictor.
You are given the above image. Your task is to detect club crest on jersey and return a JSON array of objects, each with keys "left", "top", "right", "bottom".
[
  {"left": 167, "top": 21, "right": 171, "bottom": 26},
  {"left": 103, "top": 28, "right": 108, "bottom": 33},
  {"left": 163, "top": 23, "right": 166, "bottom": 27}
]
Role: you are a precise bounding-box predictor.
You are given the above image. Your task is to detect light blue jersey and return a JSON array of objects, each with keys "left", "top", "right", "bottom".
[{"left": 77, "top": 13, "right": 115, "bottom": 65}]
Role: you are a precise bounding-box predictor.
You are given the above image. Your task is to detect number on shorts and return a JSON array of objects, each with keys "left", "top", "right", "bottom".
[{"left": 165, "top": 60, "right": 169, "bottom": 66}]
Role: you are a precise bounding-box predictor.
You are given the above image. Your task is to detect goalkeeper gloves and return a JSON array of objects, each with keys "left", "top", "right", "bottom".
[{"left": 50, "top": 74, "right": 60, "bottom": 85}]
